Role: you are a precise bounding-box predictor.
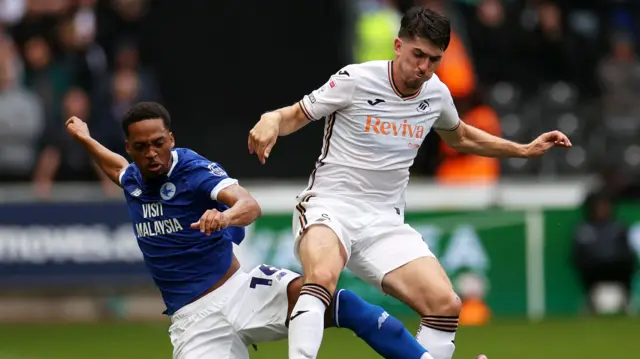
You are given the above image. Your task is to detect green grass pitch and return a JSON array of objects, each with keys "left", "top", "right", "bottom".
[{"left": 0, "top": 317, "right": 637, "bottom": 359}]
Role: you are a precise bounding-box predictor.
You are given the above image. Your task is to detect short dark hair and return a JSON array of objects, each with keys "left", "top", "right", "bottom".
[
  {"left": 121, "top": 102, "right": 171, "bottom": 137},
  {"left": 398, "top": 6, "right": 451, "bottom": 51}
]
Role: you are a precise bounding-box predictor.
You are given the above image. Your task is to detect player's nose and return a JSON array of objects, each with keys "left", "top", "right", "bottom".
[{"left": 417, "top": 59, "right": 430, "bottom": 74}]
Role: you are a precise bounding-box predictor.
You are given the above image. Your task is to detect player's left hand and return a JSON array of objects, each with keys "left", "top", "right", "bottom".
[
  {"left": 190, "top": 209, "right": 230, "bottom": 235},
  {"left": 524, "top": 130, "right": 572, "bottom": 157}
]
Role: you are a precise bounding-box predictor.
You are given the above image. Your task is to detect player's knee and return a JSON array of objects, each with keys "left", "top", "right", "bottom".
[
  {"left": 425, "top": 291, "right": 461, "bottom": 316},
  {"left": 305, "top": 267, "right": 339, "bottom": 293}
]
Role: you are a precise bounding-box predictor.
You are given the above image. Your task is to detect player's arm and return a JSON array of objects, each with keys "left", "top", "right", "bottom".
[
  {"left": 434, "top": 88, "right": 571, "bottom": 158},
  {"left": 216, "top": 184, "right": 262, "bottom": 227},
  {"left": 249, "top": 68, "right": 356, "bottom": 164},
  {"left": 189, "top": 162, "right": 262, "bottom": 235},
  {"left": 437, "top": 121, "right": 529, "bottom": 157},
  {"left": 65, "top": 116, "right": 129, "bottom": 186}
]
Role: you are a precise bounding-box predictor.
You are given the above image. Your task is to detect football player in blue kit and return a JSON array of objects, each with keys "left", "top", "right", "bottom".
[{"left": 65, "top": 101, "right": 434, "bottom": 359}]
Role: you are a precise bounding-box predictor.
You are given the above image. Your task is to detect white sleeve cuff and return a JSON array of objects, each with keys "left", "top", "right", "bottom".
[
  {"left": 210, "top": 178, "right": 238, "bottom": 200},
  {"left": 118, "top": 168, "right": 127, "bottom": 185}
]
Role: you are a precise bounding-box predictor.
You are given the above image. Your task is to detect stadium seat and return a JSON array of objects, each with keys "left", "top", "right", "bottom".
[
  {"left": 539, "top": 81, "right": 579, "bottom": 111},
  {"left": 606, "top": 136, "right": 640, "bottom": 174},
  {"left": 488, "top": 82, "right": 522, "bottom": 113},
  {"left": 499, "top": 113, "right": 532, "bottom": 143},
  {"left": 500, "top": 157, "right": 540, "bottom": 176},
  {"left": 550, "top": 144, "right": 590, "bottom": 175}
]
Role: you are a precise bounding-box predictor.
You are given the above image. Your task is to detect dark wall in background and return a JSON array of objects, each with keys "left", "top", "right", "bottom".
[{"left": 141, "top": 0, "right": 351, "bottom": 179}]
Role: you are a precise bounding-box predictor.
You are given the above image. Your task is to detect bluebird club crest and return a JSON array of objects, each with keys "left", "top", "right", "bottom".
[{"left": 160, "top": 182, "right": 176, "bottom": 200}]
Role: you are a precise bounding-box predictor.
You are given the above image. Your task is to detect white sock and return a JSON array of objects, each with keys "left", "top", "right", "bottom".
[
  {"left": 288, "top": 285, "right": 331, "bottom": 359},
  {"left": 416, "top": 316, "right": 458, "bottom": 359}
]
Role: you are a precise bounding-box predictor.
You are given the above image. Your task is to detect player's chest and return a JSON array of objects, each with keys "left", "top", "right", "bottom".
[
  {"left": 126, "top": 181, "right": 202, "bottom": 220},
  {"left": 342, "top": 95, "right": 439, "bottom": 148}
]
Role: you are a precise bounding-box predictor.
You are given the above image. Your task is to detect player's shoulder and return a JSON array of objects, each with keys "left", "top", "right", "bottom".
[
  {"left": 423, "top": 73, "right": 449, "bottom": 96},
  {"left": 335, "top": 60, "right": 387, "bottom": 80},
  {"left": 120, "top": 162, "right": 140, "bottom": 183},
  {"left": 173, "top": 148, "right": 229, "bottom": 178}
]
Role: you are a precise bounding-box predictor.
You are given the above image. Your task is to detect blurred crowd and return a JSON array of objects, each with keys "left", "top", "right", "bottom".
[
  {"left": 356, "top": 0, "right": 640, "bottom": 184},
  {"left": 1, "top": 0, "right": 640, "bottom": 196},
  {"left": 0, "top": 0, "right": 157, "bottom": 197}
]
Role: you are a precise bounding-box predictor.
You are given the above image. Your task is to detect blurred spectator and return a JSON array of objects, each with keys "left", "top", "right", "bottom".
[
  {"left": 595, "top": 166, "right": 640, "bottom": 203},
  {"left": 521, "top": 1, "right": 581, "bottom": 93},
  {"left": 55, "top": 7, "right": 108, "bottom": 96},
  {"left": 111, "top": 38, "right": 158, "bottom": 101},
  {"left": 464, "top": 0, "right": 526, "bottom": 86},
  {"left": 0, "top": 32, "right": 43, "bottom": 179},
  {"left": 597, "top": 32, "right": 640, "bottom": 133},
  {"left": 96, "top": 0, "right": 149, "bottom": 68},
  {"left": 572, "top": 191, "right": 637, "bottom": 314},
  {"left": 32, "top": 87, "right": 118, "bottom": 198},
  {"left": 22, "top": 35, "right": 73, "bottom": 128},
  {"left": 110, "top": 68, "right": 141, "bottom": 122}
]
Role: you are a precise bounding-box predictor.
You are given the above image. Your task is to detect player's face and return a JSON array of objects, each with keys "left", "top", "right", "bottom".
[
  {"left": 394, "top": 36, "right": 444, "bottom": 90},
  {"left": 125, "top": 119, "right": 175, "bottom": 179}
]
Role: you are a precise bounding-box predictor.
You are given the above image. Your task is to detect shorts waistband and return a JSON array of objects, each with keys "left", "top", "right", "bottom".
[{"left": 171, "top": 270, "right": 249, "bottom": 322}]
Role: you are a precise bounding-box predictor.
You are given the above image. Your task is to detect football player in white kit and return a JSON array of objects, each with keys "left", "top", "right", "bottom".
[{"left": 248, "top": 6, "right": 570, "bottom": 359}]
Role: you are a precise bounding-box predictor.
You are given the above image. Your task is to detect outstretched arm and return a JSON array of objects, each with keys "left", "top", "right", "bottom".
[
  {"left": 437, "top": 121, "right": 571, "bottom": 158},
  {"left": 65, "top": 116, "right": 129, "bottom": 186}
]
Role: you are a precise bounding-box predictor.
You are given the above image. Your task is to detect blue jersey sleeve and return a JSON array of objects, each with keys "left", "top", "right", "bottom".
[{"left": 190, "top": 161, "right": 238, "bottom": 201}]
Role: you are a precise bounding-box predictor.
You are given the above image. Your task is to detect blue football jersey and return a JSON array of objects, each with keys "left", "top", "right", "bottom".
[{"left": 119, "top": 148, "right": 245, "bottom": 315}]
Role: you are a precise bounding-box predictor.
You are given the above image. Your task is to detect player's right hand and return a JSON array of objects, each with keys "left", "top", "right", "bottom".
[
  {"left": 190, "top": 209, "right": 230, "bottom": 236},
  {"left": 248, "top": 113, "right": 279, "bottom": 164},
  {"left": 65, "top": 116, "right": 91, "bottom": 141}
]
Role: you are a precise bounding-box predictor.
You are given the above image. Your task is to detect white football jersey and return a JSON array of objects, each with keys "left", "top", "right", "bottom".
[{"left": 298, "top": 60, "right": 460, "bottom": 206}]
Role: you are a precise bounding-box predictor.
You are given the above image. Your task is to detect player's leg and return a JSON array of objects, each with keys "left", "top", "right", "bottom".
[
  {"left": 289, "top": 196, "right": 350, "bottom": 359},
  {"left": 382, "top": 256, "right": 461, "bottom": 359},
  {"left": 289, "top": 225, "right": 346, "bottom": 359},
  {"left": 348, "top": 223, "right": 461, "bottom": 359},
  {"left": 169, "top": 272, "right": 250, "bottom": 359},
  {"left": 286, "top": 277, "right": 432, "bottom": 359}
]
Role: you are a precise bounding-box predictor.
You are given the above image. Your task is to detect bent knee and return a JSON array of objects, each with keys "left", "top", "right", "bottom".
[
  {"left": 422, "top": 291, "right": 462, "bottom": 316},
  {"left": 304, "top": 268, "right": 340, "bottom": 293}
]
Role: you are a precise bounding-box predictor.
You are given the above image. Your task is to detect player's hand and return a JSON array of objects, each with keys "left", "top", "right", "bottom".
[
  {"left": 65, "top": 116, "right": 91, "bottom": 141},
  {"left": 524, "top": 130, "right": 572, "bottom": 157},
  {"left": 190, "top": 209, "right": 230, "bottom": 236},
  {"left": 248, "top": 113, "right": 279, "bottom": 164}
]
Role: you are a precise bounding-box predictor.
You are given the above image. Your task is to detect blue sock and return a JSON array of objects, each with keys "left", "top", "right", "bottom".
[{"left": 333, "top": 289, "right": 428, "bottom": 359}]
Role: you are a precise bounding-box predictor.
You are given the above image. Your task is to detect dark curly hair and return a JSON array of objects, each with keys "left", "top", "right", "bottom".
[
  {"left": 121, "top": 102, "right": 172, "bottom": 137},
  {"left": 398, "top": 6, "right": 451, "bottom": 51}
]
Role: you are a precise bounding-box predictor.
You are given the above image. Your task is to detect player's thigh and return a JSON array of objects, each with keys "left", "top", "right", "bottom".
[
  {"left": 169, "top": 308, "right": 244, "bottom": 359},
  {"left": 231, "top": 264, "right": 302, "bottom": 344},
  {"left": 382, "top": 256, "right": 460, "bottom": 315},
  {"left": 348, "top": 223, "right": 458, "bottom": 314},
  {"left": 292, "top": 196, "right": 349, "bottom": 287}
]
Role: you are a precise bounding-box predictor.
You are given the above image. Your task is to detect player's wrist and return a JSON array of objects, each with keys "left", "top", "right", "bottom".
[
  {"left": 520, "top": 143, "right": 533, "bottom": 158},
  {"left": 220, "top": 211, "right": 232, "bottom": 228}
]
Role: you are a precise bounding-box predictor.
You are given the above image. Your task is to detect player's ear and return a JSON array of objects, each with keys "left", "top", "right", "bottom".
[
  {"left": 169, "top": 132, "right": 175, "bottom": 148},
  {"left": 124, "top": 140, "right": 132, "bottom": 156},
  {"left": 394, "top": 38, "right": 403, "bottom": 56}
]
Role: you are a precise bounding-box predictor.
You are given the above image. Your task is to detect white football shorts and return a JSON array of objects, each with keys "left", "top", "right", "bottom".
[
  {"left": 168, "top": 265, "right": 300, "bottom": 359},
  {"left": 292, "top": 195, "right": 435, "bottom": 291}
]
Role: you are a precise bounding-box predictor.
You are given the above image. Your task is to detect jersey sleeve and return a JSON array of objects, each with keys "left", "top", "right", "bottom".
[
  {"left": 191, "top": 161, "right": 238, "bottom": 201},
  {"left": 299, "top": 67, "right": 357, "bottom": 121},
  {"left": 118, "top": 163, "right": 134, "bottom": 186},
  {"left": 433, "top": 83, "right": 461, "bottom": 131}
]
